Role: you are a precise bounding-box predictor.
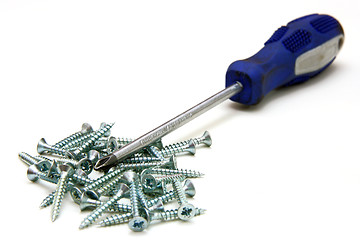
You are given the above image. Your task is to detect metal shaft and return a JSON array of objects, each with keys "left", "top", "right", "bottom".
[{"left": 94, "top": 82, "right": 243, "bottom": 170}]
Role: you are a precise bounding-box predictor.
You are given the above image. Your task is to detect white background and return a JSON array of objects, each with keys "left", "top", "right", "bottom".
[{"left": 1, "top": 0, "right": 359, "bottom": 239}]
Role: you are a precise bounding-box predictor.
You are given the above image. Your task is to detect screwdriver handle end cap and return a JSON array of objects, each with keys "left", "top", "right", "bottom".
[{"left": 226, "top": 13, "right": 344, "bottom": 105}]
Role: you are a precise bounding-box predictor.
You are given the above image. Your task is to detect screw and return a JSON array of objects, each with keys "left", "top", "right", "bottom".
[
  {"left": 141, "top": 173, "right": 184, "bottom": 191},
  {"left": 160, "top": 139, "right": 196, "bottom": 156},
  {"left": 70, "top": 167, "right": 124, "bottom": 204},
  {"left": 39, "top": 182, "right": 75, "bottom": 208},
  {"left": 53, "top": 123, "right": 94, "bottom": 149},
  {"left": 79, "top": 193, "right": 132, "bottom": 212},
  {"left": 152, "top": 208, "right": 206, "bottom": 221},
  {"left": 51, "top": 163, "right": 75, "bottom": 222},
  {"left": 144, "top": 167, "right": 204, "bottom": 178},
  {"left": 192, "top": 131, "right": 212, "bottom": 147},
  {"left": 37, "top": 138, "right": 75, "bottom": 159},
  {"left": 146, "top": 180, "right": 196, "bottom": 207},
  {"left": 79, "top": 180, "right": 129, "bottom": 229},
  {"left": 27, "top": 164, "right": 58, "bottom": 183},
  {"left": 122, "top": 171, "right": 149, "bottom": 232},
  {"left": 172, "top": 179, "right": 196, "bottom": 221},
  {"left": 83, "top": 174, "right": 124, "bottom": 201},
  {"left": 98, "top": 199, "right": 164, "bottom": 228},
  {"left": 71, "top": 123, "right": 114, "bottom": 159}
]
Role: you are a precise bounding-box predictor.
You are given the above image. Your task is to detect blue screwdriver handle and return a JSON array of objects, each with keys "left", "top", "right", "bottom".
[{"left": 226, "top": 14, "right": 344, "bottom": 105}]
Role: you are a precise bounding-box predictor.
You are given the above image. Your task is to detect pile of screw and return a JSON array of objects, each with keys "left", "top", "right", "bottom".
[{"left": 19, "top": 122, "right": 211, "bottom": 232}]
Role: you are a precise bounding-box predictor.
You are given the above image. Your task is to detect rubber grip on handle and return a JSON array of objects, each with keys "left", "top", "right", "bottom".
[{"left": 225, "top": 14, "right": 344, "bottom": 105}]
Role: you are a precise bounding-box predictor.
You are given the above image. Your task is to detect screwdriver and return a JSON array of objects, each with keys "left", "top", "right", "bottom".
[{"left": 94, "top": 13, "right": 344, "bottom": 171}]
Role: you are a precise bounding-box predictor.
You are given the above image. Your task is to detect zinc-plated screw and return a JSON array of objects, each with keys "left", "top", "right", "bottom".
[
  {"left": 123, "top": 171, "right": 149, "bottom": 232},
  {"left": 37, "top": 138, "right": 75, "bottom": 159},
  {"left": 53, "top": 123, "right": 93, "bottom": 149},
  {"left": 191, "top": 131, "right": 212, "bottom": 147},
  {"left": 39, "top": 182, "right": 75, "bottom": 208},
  {"left": 121, "top": 156, "right": 161, "bottom": 164},
  {"left": 147, "top": 145, "right": 167, "bottom": 162},
  {"left": 98, "top": 199, "right": 164, "bottom": 228},
  {"left": 172, "top": 179, "right": 196, "bottom": 221},
  {"left": 83, "top": 174, "right": 124, "bottom": 201},
  {"left": 160, "top": 139, "right": 196, "bottom": 156},
  {"left": 141, "top": 173, "right": 184, "bottom": 191},
  {"left": 145, "top": 167, "right": 204, "bottom": 178},
  {"left": 51, "top": 163, "right": 75, "bottom": 222},
  {"left": 116, "top": 156, "right": 176, "bottom": 172},
  {"left": 146, "top": 180, "right": 196, "bottom": 207},
  {"left": 153, "top": 208, "right": 206, "bottom": 221},
  {"left": 55, "top": 157, "right": 94, "bottom": 175},
  {"left": 71, "top": 123, "right": 114, "bottom": 160},
  {"left": 70, "top": 168, "right": 124, "bottom": 204},
  {"left": 79, "top": 182, "right": 129, "bottom": 229},
  {"left": 79, "top": 194, "right": 132, "bottom": 212},
  {"left": 27, "top": 164, "right": 58, "bottom": 183}
]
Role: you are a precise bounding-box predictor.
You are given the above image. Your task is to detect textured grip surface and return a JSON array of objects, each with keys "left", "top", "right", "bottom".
[{"left": 226, "top": 14, "right": 344, "bottom": 105}]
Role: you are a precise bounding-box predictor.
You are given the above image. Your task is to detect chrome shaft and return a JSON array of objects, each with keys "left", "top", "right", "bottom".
[{"left": 94, "top": 82, "right": 243, "bottom": 170}]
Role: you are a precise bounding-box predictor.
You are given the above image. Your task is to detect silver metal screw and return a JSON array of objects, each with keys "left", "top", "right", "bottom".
[
  {"left": 71, "top": 123, "right": 114, "bottom": 159},
  {"left": 160, "top": 139, "right": 196, "bottom": 156},
  {"left": 51, "top": 163, "right": 75, "bottom": 222},
  {"left": 172, "top": 179, "right": 196, "bottom": 221},
  {"left": 37, "top": 138, "right": 75, "bottom": 159},
  {"left": 124, "top": 171, "right": 149, "bottom": 232},
  {"left": 79, "top": 182, "right": 129, "bottom": 229}
]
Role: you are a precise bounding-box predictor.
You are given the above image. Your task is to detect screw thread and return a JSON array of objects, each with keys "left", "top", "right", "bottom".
[
  {"left": 74, "top": 123, "right": 114, "bottom": 157},
  {"left": 147, "top": 190, "right": 177, "bottom": 207},
  {"left": 39, "top": 189, "right": 57, "bottom": 208},
  {"left": 121, "top": 156, "right": 160, "bottom": 164},
  {"left": 96, "top": 174, "right": 122, "bottom": 196},
  {"left": 156, "top": 208, "right": 205, "bottom": 221},
  {"left": 99, "top": 212, "right": 133, "bottom": 227},
  {"left": 61, "top": 133, "right": 93, "bottom": 149},
  {"left": 147, "top": 146, "right": 166, "bottom": 161},
  {"left": 79, "top": 186, "right": 127, "bottom": 229},
  {"left": 18, "top": 152, "right": 38, "bottom": 166},
  {"left": 51, "top": 172, "right": 70, "bottom": 221},
  {"left": 46, "top": 145, "right": 72, "bottom": 158},
  {"left": 70, "top": 173, "right": 93, "bottom": 186},
  {"left": 156, "top": 174, "right": 185, "bottom": 185},
  {"left": 149, "top": 168, "right": 204, "bottom": 178},
  {"left": 54, "top": 131, "right": 92, "bottom": 149},
  {"left": 160, "top": 142, "right": 194, "bottom": 156},
  {"left": 172, "top": 179, "right": 187, "bottom": 205},
  {"left": 130, "top": 182, "right": 140, "bottom": 217},
  {"left": 118, "top": 161, "right": 166, "bottom": 171},
  {"left": 83, "top": 168, "right": 123, "bottom": 192}
]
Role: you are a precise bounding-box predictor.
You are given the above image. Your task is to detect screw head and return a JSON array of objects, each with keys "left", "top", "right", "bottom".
[
  {"left": 187, "top": 139, "right": 196, "bottom": 155},
  {"left": 141, "top": 174, "right": 157, "bottom": 191},
  {"left": 88, "top": 150, "right": 101, "bottom": 164},
  {"left": 80, "top": 123, "right": 93, "bottom": 134},
  {"left": 57, "top": 163, "right": 75, "bottom": 175},
  {"left": 128, "top": 216, "right": 148, "bottom": 232},
  {"left": 177, "top": 203, "right": 196, "bottom": 221},
  {"left": 70, "top": 186, "right": 83, "bottom": 204},
  {"left": 77, "top": 158, "right": 93, "bottom": 175},
  {"left": 201, "top": 131, "right": 212, "bottom": 147},
  {"left": 35, "top": 160, "right": 52, "bottom": 175},
  {"left": 163, "top": 155, "right": 177, "bottom": 169},
  {"left": 121, "top": 170, "right": 138, "bottom": 184},
  {"left": 36, "top": 138, "right": 49, "bottom": 154},
  {"left": 183, "top": 179, "right": 196, "bottom": 197},
  {"left": 27, "top": 165, "right": 40, "bottom": 182},
  {"left": 106, "top": 136, "right": 118, "bottom": 154},
  {"left": 79, "top": 192, "right": 98, "bottom": 211}
]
